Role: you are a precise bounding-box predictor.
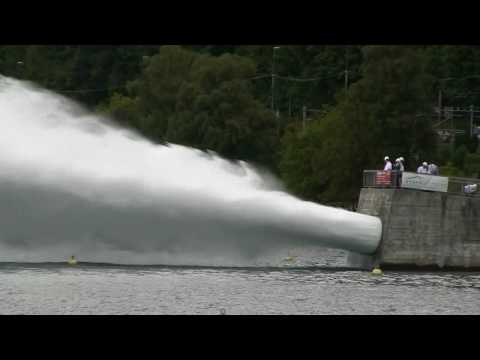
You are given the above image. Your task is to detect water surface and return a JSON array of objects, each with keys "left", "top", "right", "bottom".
[{"left": 1, "top": 250, "right": 479, "bottom": 315}]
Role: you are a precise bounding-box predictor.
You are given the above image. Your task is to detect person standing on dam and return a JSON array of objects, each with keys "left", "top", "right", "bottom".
[
  {"left": 428, "top": 163, "right": 439, "bottom": 175},
  {"left": 398, "top": 157, "right": 405, "bottom": 172},
  {"left": 417, "top": 162, "right": 429, "bottom": 174},
  {"left": 384, "top": 156, "right": 392, "bottom": 171},
  {"left": 393, "top": 158, "right": 404, "bottom": 187},
  {"left": 393, "top": 158, "right": 401, "bottom": 171}
]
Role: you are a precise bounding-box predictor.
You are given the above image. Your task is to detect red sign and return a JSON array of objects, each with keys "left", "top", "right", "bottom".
[{"left": 375, "top": 171, "right": 392, "bottom": 186}]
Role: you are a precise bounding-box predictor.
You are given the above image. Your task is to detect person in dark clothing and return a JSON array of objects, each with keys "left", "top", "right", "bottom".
[
  {"left": 393, "top": 158, "right": 403, "bottom": 187},
  {"left": 399, "top": 157, "right": 405, "bottom": 172},
  {"left": 392, "top": 158, "right": 401, "bottom": 171}
]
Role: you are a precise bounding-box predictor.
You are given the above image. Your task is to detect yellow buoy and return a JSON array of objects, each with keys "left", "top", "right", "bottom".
[
  {"left": 282, "top": 256, "right": 297, "bottom": 266},
  {"left": 371, "top": 267, "right": 383, "bottom": 276},
  {"left": 67, "top": 256, "right": 78, "bottom": 265}
]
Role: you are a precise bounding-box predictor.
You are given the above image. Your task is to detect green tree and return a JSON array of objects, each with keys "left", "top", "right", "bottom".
[
  {"left": 464, "top": 153, "right": 480, "bottom": 177},
  {"left": 123, "top": 46, "right": 279, "bottom": 167},
  {"left": 452, "top": 145, "right": 468, "bottom": 169},
  {"left": 99, "top": 93, "right": 139, "bottom": 127},
  {"left": 0, "top": 45, "right": 158, "bottom": 107}
]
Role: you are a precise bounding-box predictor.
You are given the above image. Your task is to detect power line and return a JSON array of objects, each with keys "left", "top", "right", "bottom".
[
  {"left": 275, "top": 73, "right": 345, "bottom": 82},
  {"left": 248, "top": 74, "right": 271, "bottom": 80},
  {"left": 249, "top": 72, "right": 358, "bottom": 83},
  {"left": 56, "top": 86, "right": 126, "bottom": 94},
  {"left": 56, "top": 75, "right": 270, "bottom": 93},
  {"left": 453, "top": 93, "right": 480, "bottom": 98},
  {"left": 53, "top": 70, "right": 357, "bottom": 94},
  {"left": 439, "top": 75, "right": 480, "bottom": 82}
]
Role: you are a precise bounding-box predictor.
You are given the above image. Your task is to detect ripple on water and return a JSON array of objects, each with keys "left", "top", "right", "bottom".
[{"left": 1, "top": 262, "right": 480, "bottom": 314}]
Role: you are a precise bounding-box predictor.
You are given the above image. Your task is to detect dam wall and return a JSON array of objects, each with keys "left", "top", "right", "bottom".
[{"left": 357, "top": 187, "right": 480, "bottom": 269}]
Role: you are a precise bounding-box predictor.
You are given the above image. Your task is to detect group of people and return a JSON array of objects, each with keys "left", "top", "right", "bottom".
[
  {"left": 383, "top": 156, "right": 405, "bottom": 186},
  {"left": 416, "top": 162, "right": 439, "bottom": 175},
  {"left": 383, "top": 156, "right": 405, "bottom": 172},
  {"left": 383, "top": 156, "right": 439, "bottom": 175}
]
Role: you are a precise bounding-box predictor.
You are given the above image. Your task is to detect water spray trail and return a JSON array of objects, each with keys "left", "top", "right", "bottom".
[{"left": 0, "top": 76, "right": 381, "bottom": 265}]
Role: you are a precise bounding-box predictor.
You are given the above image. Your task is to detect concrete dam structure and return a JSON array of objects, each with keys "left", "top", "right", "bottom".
[{"left": 357, "top": 171, "right": 480, "bottom": 269}]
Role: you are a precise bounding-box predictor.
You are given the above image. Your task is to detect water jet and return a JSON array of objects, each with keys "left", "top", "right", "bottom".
[{"left": 0, "top": 76, "right": 382, "bottom": 266}]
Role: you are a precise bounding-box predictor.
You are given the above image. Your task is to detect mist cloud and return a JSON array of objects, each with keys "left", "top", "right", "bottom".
[{"left": 0, "top": 76, "right": 381, "bottom": 265}]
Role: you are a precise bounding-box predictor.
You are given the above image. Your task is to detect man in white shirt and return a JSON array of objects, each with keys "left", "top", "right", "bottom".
[
  {"left": 384, "top": 156, "right": 392, "bottom": 171},
  {"left": 417, "top": 162, "right": 429, "bottom": 174}
]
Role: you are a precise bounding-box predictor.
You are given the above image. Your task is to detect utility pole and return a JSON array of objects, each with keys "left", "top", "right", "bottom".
[
  {"left": 288, "top": 95, "right": 292, "bottom": 118},
  {"left": 271, "top": 62, "right": 275, "bottom": 113},
  {"left": 470, "top": 104, "right": 474, "bottom": 138},
  {"left": 344, "top": 46, "right": 349, "bottom": 93},
  {"left": 271, "top": 46, "right": 280, "bottom": 115},
  {"left": 16, "top": 61, "right": 24, "bottom": 79},
  {"left": 302, "top": 105, "right": 307, "bottom": 131},
  {"left": 344, "top": 69, "right": 349, "bottom": 93},
  {"left": 438, "top": 87, "right": 442, "bottom": 122},
  {"left": 271, "top": 46, "right": 281, "bottom": 135}
]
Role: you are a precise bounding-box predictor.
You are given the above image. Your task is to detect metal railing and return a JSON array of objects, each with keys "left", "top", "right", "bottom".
[
  {"left": 362, "top": 170, "right": 402, "bottom": 188},
  {"left": 362, "top": 170, "right": 480, "bottom": 197}
]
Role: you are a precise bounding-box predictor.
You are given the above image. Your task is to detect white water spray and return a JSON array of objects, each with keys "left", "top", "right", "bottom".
[{"left": 0, "top": 76, "right": 381, "bottom": 265}]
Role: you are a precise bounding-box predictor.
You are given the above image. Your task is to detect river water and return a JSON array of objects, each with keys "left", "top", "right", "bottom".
[{"left": 1, "top": 248, "right": 479, "bottom": 315}]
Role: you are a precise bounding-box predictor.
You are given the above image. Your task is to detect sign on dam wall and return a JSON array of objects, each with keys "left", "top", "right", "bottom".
[
  {"left": 357, "top": 187, "right": 480, "bottom": 269},
  {"left": 401, "top": 172, "right": 449, "bottom": 193}
]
